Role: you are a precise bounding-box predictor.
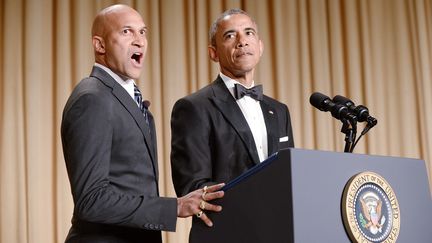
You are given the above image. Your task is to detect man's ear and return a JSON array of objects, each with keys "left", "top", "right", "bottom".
[
  {"left": 92, "top": 36, "right": 105, "bottom": 54},
  {"left": 208, "top": 45, "right": 219, "bottom": 62}
]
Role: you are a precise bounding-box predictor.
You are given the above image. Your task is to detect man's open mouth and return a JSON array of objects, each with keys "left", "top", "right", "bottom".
[{"left": 131, "top": 52, "right": 143, "bottom": 64}]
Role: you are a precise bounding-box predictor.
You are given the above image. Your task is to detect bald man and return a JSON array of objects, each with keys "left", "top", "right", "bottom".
[{"left": 61, "top": 4, "right": 223, "bottom": 243}]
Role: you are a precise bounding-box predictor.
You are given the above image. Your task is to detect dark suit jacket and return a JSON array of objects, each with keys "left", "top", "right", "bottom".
[
  {"left": 61, "top": 66, "right": 177, "bottom": 243},
  {"left": 170, "top": 76, "right": 294, "bottom": 196}
]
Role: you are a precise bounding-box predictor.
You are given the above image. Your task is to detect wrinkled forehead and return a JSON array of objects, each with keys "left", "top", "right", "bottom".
[
  {"left": 92, "top": 6, "right": 145, "bottom": 37},
  {"left": 217, "top": 14, "right": 257, "bottom": 34},
  {"left": 104, "top": 9, "right": 145, "bottom": 30}
]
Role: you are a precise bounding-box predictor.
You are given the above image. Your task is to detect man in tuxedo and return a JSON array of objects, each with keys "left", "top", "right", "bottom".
[
  {"left": 171, "top": 8, "right": 295, "bottom": 198},
  {"left": 61, "top": 4, "right": 224, "bottom": 243}
]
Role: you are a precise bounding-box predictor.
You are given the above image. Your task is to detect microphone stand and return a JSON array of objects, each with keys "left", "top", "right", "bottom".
[
  {"left": 341, "top": 118, "right": 357, "bottom": 153},
  {"left": 350, "top": 118, "right": 378, "bottom": 151}
]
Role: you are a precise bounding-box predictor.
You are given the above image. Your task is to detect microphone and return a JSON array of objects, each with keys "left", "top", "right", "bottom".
[
  {"left": 332, "top": 95, "right": 377, "bottom": 126},
  {"left": 309, "top": 92, "right": 357, "bottom": 122},
  {"left": 143, "top": 100, "right": 151, "bottom": 109}
]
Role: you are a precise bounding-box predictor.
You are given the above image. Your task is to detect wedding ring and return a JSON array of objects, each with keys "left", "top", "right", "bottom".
[
  {"left": 196, "top": 210, "right": 203, "bottom": 218},
  {"left": 199, "top": 200, "right": 206, "bottom": 210},
  {"left": 203, "top": 185, "right": 208, "bottom": 193},
  {"left": 201, "top": 191, "right": 207, "bottom": 201}
]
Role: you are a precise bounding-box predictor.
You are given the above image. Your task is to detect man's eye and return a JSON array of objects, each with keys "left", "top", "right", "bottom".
[
  {"left": 122, "top": 29, "right": 130, "bottom": 34},
  {"left": 225, "top": 34, "right": 235, "bottom": 39},
  {"left": 140, "top": 30, "right": 146, "bottom": 35}
]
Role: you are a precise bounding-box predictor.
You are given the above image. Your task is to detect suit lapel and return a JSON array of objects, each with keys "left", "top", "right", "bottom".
[
  {"left": 147, "top": 111, "right": 159, "bottom": 181},
  {"left": 261, "top": 98, "right": 279, "bottom": 156},
  {"left": 111, "top": 86, "right": 156, "bottom": 164},
  {"left": 90, "top": 67, "right": 157, "bottom": 168},
  {"left": 209, "top": 77, "right": 261, "bottom": 165}
]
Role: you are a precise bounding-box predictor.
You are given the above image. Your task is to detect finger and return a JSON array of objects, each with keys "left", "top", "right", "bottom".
[
  {"left": 203, "top": 190, "right": 224, "bottom": 201},
  {"left": 201, "top": 201, "right": 222, "bottom": 212},
  {"left": 198, "top": 212, "right": 214, "bottom": 227},
  {"left": 199, "top": 200, "right": 206, "bottom": 210},
  {"left": 206, "top": 183, "right": 225, "bottom": 192}
]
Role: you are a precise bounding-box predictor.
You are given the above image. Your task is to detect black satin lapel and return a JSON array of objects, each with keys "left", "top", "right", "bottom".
[
  {"left": 210, "top": 79, "right": 261, "bottom": 165},
  {"left": 261, "top": 100, "right": 279, "bottom": 155}
]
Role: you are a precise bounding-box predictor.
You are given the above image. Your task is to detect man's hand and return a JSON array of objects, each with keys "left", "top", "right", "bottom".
[{"left": 177, "top": 183, "right": 225, "bottom": 227}]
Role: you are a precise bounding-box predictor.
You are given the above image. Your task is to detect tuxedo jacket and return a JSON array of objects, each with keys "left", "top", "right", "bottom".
[
  {"left": 170, "top": 76, "right": 295, "bottom": 197},
  {"left": 61, "top": 66, "right": 177, "bottom": 243}
]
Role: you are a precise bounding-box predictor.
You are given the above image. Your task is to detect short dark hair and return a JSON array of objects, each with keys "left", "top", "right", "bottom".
[{"left": 208, "top": 8, "right": 258, "bottom": 47}]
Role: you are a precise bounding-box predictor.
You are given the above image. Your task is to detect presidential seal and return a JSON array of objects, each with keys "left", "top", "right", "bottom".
[{"left": 342, "top": 172, "right": 400, "bottom": 243}]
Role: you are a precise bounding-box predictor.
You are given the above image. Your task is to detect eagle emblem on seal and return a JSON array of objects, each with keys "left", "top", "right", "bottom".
[{"left": 359, "top": 192, "right": 386, "bottom": 235}]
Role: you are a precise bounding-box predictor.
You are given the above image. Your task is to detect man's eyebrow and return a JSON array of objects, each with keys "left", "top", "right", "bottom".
[
  {"left": 121, "top": 25, "right": 148, "bottom": 31},
  {"left": 222, "top": 29, "right": 236, "bottom": 37},
  {"left": 244, "top": 27, "right": 256, "bottom": 33}
]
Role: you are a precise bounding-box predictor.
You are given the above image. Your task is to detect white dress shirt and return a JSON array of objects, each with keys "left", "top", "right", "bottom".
[
  {"left": 94, "top": 63, "right": 136, "bottom": 103},
  {"left": 220, "top": 73, "right": 268, "bottom": 162}
]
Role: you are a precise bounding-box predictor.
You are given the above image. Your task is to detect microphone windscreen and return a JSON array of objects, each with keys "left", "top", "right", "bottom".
[
  {"left": 310, "top": 92, "right": 330, "bottom": 111},
  {"left": 332, "top": 95, "right": 351, "bottom": 104}
]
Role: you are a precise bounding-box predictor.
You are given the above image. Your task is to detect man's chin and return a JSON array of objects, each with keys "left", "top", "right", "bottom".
[
  {"left": 124, "top": 70, "right": 143, "bottom": 80},
  {"left": 233, "top": 60, "right": 257, "bottom": 69}
]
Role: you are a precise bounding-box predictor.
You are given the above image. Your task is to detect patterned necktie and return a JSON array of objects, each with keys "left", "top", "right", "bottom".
[
  {"left": 134, "top": 84, "right": 150, "bottom": 128},
  {"left": 234, "top": 84, "right": 263, "bottom": 101}
]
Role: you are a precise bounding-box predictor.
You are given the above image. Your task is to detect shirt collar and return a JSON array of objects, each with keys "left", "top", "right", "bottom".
[
  {"left": 94, "top": 63, "right": 135, "bottom": 99},
  {"left": 219, "top": 72, "right": 255, "bottom": 98},
  {"left": 94, "top": 63, "right": 135, "bottom": 86}
]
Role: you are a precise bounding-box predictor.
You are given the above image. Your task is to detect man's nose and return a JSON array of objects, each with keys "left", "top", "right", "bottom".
[
  {"left": 236, "top": 34, "right": 248, "bottom": 48},
  {"left": 133, "top": 34, "right": 146, "bottom": 47}
]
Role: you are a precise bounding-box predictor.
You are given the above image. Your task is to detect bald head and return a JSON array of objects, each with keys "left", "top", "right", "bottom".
[
  {"left": 91, "top": 4, "right": 147, "bottom": 79},
  {"left": 92, "top": 4, "right": 140, "bottom": 38}
]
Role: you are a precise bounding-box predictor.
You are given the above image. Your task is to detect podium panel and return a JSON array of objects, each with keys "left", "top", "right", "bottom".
[{"left": 190, "top": 148, "right": 432, "bottom": 243}]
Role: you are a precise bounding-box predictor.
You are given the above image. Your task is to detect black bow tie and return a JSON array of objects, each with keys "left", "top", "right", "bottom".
[{"left": 234, "top": 84, "right": 263, "bottom": 101}]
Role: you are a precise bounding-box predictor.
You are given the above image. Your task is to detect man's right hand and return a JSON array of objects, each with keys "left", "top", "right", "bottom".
[{"left": 177, "top": 183, "right": 225, "bottom": 227}]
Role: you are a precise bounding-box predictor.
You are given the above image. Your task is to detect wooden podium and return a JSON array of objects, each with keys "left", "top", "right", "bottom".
[{"left": 189, "top": 148, "right": 432, "bottom": 243}]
